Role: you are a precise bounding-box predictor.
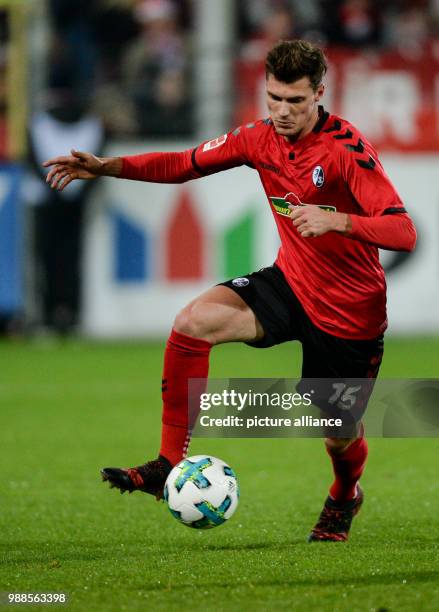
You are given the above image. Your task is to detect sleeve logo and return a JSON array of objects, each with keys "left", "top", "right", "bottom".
[
  {"left": 312, "top": 165, "right": 325, "bottom": 187},
  {"left": 203, "top": 134, "right": 227, "bottom": 152}
]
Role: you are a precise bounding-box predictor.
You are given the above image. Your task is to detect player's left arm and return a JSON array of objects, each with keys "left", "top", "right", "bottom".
[
  {"left": 289, "top": 204, "right": 417, "bottom": 252},
  {"left": 338, "top": 138, "right": 416, "bottom": 251},
  {"left": 291, "top": 139, "right": 417, "bottom": 252},
  {"left": 290, "top": 205, "right": 350, "bottom": 239}
]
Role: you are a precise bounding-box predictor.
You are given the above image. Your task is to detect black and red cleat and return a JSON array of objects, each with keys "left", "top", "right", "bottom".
[
  {"left": 308, "top": 485, "right": 364, "bottom": 542},
  {"left": 101, "top": 455, "right": 172, "bottom": 499}
]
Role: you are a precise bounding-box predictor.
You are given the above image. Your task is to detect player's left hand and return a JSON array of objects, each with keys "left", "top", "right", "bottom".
[{"left": 289, "top": 204, "right": 348, "bottom": 238}]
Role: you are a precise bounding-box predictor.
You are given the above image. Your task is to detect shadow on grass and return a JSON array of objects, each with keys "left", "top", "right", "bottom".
[
  {"left": 128, "top": 570, "right": 439, "bottom": 592},
  {"left": 0, "top": 542, "right": 141, "bottom": 566},
  {"left": 195, "top": 540, "right": 305, "bottom": 552},
  {"left": 1, "top": 537, "right": 301, "bottom": 565},
  {"left": 192, "top": 534, "right": 316, "bottom": 552}
]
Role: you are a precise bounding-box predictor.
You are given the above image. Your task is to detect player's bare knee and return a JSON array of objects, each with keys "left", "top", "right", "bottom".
[
  {"left": 325, "top": 437, "right": 355, "bottom": 454},
  {"left": 173, "top": 305, "right": 199, "bottom": 337},
  {"left": 173, "top": 303, "right": 215, "bottom": 342}
]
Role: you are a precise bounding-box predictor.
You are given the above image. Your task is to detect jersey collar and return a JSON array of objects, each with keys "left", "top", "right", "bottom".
[
  {"left": 313, "top": 106, "right": 329, "bottom": 133},
  {"left": 277, "top": 106, "right": 329, "bottom": 149}
]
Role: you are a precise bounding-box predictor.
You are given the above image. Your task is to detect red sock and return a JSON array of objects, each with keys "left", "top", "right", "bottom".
[
  {"left": 327, "top": 437, "right": 368, "bottom": 502},
  {"left": 159, "top": 328, "right": 212, "bottom": 466}
]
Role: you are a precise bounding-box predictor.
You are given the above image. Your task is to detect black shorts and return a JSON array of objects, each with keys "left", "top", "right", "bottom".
[{"left": 220, "top": 265, "right": 384, "bottom": 428}]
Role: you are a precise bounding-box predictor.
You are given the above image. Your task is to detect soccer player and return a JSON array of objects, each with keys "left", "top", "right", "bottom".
[{"left": 43, "top": 40, "right": 416, "bottom": 541}]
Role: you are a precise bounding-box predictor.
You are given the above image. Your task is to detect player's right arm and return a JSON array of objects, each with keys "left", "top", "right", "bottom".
[
  {"left": 43, "top": 150, "right": 123, "bottom": 191},
  {"left": 44, "top": 127, "right": 253, "bottom": 192}
]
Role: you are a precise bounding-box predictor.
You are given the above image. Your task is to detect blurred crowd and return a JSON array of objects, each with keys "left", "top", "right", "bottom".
[
  {"left": 46, "top": 0, "right": 193, "bottom": 138},
  {"left": 238, "top": 0, "right": 438, "bottom": 59},
  {"left": 43, "top": 0, "right": 439, "bottom": 140}
]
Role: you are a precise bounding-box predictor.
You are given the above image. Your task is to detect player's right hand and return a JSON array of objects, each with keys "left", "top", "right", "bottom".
[{"left": 43, "top": 149, "right": 104, "bottom": 191}]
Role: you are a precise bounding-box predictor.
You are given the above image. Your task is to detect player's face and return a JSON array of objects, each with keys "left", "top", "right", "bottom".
[{"left": 266, "top": 74, "right": 324, "bottom": 141}]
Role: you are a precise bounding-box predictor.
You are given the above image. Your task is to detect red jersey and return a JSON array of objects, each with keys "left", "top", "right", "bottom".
[{"left": 121, "top": 107, "right": 414, "bottom": 340}]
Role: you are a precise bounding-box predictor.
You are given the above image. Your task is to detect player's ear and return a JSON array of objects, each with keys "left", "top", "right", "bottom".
[{"left": 315, "top": 83, "right": 325, "bottom": 101}]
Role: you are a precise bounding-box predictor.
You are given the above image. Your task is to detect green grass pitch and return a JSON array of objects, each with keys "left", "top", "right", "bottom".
[{"left": 1, "top": 337, "right": 439, "bottom": 611}]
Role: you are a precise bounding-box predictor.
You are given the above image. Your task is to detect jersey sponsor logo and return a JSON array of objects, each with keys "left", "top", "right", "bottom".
[
  {"left": 312, "top": 165, "right": 325, "bottom": 187},
  {"left": 269, "top": 192, "right": 336, "bottom": 218},
  {"left": 202, "top": 134, "right": 227, "bottom": 152},
  {"left": 232, "top": 277, "right": 249, "bottom": 287}
]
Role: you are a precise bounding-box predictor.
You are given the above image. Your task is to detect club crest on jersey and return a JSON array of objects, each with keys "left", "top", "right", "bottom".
[{"left": 312, "top": 165, "right": 325, "bottom": 188}]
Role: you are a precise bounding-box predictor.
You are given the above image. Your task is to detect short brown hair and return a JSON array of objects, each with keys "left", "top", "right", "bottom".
[{"left": 265, "top": 40, "right": 327, "bottom": 90}]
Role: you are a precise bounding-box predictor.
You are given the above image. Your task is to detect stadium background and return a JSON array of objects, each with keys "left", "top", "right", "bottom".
[{"left": 1, "top": 1, "right": 438, "bottom": 611}]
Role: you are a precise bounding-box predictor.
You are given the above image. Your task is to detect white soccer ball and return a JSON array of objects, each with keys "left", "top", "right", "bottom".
[{"left": 163, "top": 455, "right": 239, "bottom": 529}]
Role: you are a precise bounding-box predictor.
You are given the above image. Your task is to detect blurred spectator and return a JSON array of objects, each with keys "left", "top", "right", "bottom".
[
  {"left": 48, "top": 0, "right": 98, "bottom": 98},
  {"left": 0, "top": 62, "right": 7, "bottom": 161},
  {"left": 430, "top": 10, "right": 439, "bottom": 58},
  {"left": 28, "top": 82, "right": 105, "bottom": 334},
  {"left": 93, "top": 0, "right": 140, "bottom": 84},
  {"left": 339, "top": 0, "right": 380, "bottom": 46},
  {"left": 239, "top": 0, "right": 323, "bottom": 42},
  {"left": 318, "top": 0, "right": 382, "bottom": 46},
  {"left": 337, "top": 0, "right": 381, "bottom": 46},
  {"left": 122, "top": 0, "right": 193, "bottom": 136},
  {"left": 241, "top": 6, "right": 296, "bottom": 61},
  {"left": 384, "top": 1, "right": 430, "bottom": 56},
  {"left": 291, "top": 0, "right": 323, "bottom": 32},
  {"left": 91, "top": 0, "right": 141, "bottom": 136},
  {"left": 0, "top": 9, "right": 8, "bottom": 160}
]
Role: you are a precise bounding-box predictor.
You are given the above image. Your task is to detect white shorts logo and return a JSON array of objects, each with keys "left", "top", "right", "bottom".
[
  {"left": 312, "top": 165, "right": 325, "bottom": 187},
  {"left": 203, "top": 134, "right": 227, "bottom": 152},
  {"left": 232, "top": 277, "right": 249, "bottom": 287}
]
